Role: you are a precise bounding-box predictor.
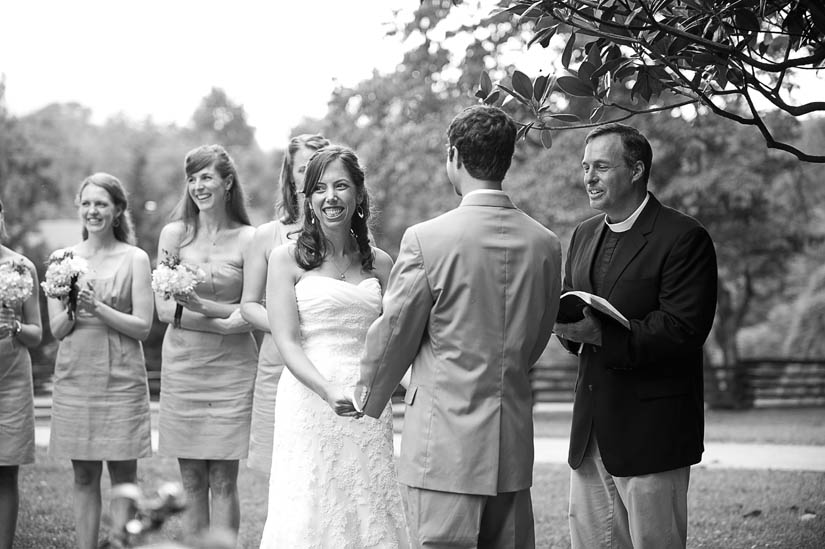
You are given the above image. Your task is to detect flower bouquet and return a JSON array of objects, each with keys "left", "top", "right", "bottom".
[
  {"left": 0, "top": 261, "right": 33, "bottom": 308},
  {"left": 151, "top": 252, "right": 205, "bottom": 328},
  {"left": 107, "top": 481, "right": 188, "bottom": 548},
  {"left": 41, "top": 250, "right": 89, "bottom": 321}
]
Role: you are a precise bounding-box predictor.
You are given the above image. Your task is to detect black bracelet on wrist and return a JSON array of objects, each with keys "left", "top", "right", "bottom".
[{"left": 12, "top": 320, "right": 22, "bottom": 337}]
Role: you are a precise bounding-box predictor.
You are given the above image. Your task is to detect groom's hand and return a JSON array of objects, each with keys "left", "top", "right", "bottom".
[{"left": 326, "top": 384, "right": 361, "bottom": 417}]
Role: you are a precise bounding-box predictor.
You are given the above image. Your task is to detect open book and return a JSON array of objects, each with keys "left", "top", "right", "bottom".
[{"left": 556, "top": 291, "right": 630, "bottom": 329}]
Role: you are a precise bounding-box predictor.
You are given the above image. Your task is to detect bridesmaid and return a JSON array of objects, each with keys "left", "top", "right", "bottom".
[
  {"left": 156, "top": 145, "right": 257, "bottom": 540},
  {"left": 46, "top": 174, "right": 153, "bottom": 549},
  {"left": 241, "top": 133, "right": 329, "bottom": 475},
  {"left": 0, "top": 198, "right": 42, "bottom": 549}
]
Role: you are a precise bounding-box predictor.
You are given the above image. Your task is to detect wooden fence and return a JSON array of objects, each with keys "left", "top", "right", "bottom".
[
  {"left": 530, "top": 354, "right": 579, "bottom": 403},
  {"left": 530, "top": 357, "right": 825, "bottom": 407},
  {"left": 704, "top": 358, "right": 825, "bottom": 407}
]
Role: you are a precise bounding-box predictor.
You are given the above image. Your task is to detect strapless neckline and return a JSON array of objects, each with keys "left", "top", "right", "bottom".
[{"left": 296, "top": 276, "right": 380, "bottom": 290}]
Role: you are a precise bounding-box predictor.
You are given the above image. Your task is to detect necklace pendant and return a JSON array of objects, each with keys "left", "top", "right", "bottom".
[{"left": 340, "top": 273, "right": 346, "bottom": 280}]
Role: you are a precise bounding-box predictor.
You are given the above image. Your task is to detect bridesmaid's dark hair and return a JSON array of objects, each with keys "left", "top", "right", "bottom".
[
  {"left": 172, "top": 144, "right": 251, "bottom": 245},
  {"left": 295, "top": 145, "right": 374, "bottom": 273},
  {"left": 77, "top": 173, "right": 136, "bottom": 245},
  {"left": 277, "top": 134, "right": 330, "bottom": 224}
]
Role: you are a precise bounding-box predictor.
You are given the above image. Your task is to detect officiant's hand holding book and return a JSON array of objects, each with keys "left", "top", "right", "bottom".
[{"left": 556, "top": 291, "right": 630, "bottom": 330}]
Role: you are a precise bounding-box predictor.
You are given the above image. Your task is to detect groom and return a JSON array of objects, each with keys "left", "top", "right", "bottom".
[{"left": 354, "top": 105, "right": 562, "bottom": 548}]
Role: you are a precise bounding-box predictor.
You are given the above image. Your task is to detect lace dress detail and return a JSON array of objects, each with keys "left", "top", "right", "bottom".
[{"left": 260, "top": 276, "right": 408, "bottom": 549}]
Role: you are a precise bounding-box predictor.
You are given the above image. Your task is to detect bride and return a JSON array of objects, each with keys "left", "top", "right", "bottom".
[{"left": 260, "top": 145, "right": 408, "bottom": 548}]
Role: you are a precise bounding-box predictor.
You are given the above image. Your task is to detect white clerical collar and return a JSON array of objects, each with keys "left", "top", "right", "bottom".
[
  {"left": 605, "top": 193, "right": 650, "bottom": 233},
  {"left": 464, "top": 188, "right": 506, "bottom": 197}
]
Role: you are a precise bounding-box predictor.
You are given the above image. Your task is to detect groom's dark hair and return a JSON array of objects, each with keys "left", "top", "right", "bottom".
[{"left": 447, "top": 105, "right": 517, "bottom": 182}]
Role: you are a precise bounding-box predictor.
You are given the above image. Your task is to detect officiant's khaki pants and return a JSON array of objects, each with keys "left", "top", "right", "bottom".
[
  {"left": 569, "top": 435, "right": 690, "bottom": 549},
  {"left": 404, "top": 485, "right": 535, "bottom": 549}
]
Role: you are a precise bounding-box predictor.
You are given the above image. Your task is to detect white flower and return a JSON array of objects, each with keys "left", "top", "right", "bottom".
[
  {"left": 41, "top": 250, "right": 89, "bottom": 299},
  {"left": 151, "top": 261, "right": 205, "bottom": 299},
  {"left": 0, "top": 262, "right": 34, "bottom": 307}
]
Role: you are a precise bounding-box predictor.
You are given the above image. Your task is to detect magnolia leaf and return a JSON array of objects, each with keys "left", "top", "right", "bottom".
[
  {"left": 733, "top": 9, "right": 759, "bottom": 32},
  {"left": 715, "top": 64, "right": 729, "bottom": 88},
  {"left": 479, "top": 71, "right": 493, "bottom": 97},
  {"left": 592, "top": 57, "right": 622, "bottom": 81},
  {"left": 691, "top": 53, "right": 719, "bottom": 67},
  {"left": 543, "top": 113, "right": 580, "bottom": 124},
  {"left": 534, "top": 75, "right": 549, "bottom": 101},
  {"left": 613, "top": 62, "right": 636, "bottom": 82},
  {"left": 516, "top": 122, "right": 533, "bottom": 141},
  {"left": 540, "top": 129, "right": 553, "bottom": 149},
  {"left": 631, "top": 74, "right": 652, "bottom": 103},
  {"left": 586, "top": 41, "right": 602, "bottom": 68},
  {"left": 512, "top": 71, "right": 534, "bottom": 102},
  {"left": 578, "top": 61, "right": 597, "bottom": 83},
  {"left": 528, "top": 25, "right": 557, "bottom": 49},
  {"left": 503, "top": 3, "right": 532, "bottom": 16},
  {"left": 557, "top": 76, "right": 594, "bottom": 97},
  {"left": 497, "top": 83, "right": 529, "bottom": 106},
  {"left": 483, "top": 90, "right": 501, "bottom": 106},
  {"left": 521, "top": 1, "right": 545, "bottom": 20},
  {"left": 562, "top": 32, "right": 576, "bottom": 69},
  {"left": 728, "top": 67, "right": 744, "bottom": 86},
  {"left": 626, "top": 5, "right": 645, "bottom": 27}
]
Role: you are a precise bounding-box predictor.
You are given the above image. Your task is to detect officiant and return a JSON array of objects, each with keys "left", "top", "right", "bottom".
[{"left": 552, "top": 124, "right": 718, "bottom": 549}]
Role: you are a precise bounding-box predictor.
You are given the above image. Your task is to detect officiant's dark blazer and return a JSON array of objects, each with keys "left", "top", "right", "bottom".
[{"left": 559, "top": 193, "right": 717, "bottom": 477}]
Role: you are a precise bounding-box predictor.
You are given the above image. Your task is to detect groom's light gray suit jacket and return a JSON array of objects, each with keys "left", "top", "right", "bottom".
[{"left": 359, "top": 191, "right": 562, "bottom": 496}]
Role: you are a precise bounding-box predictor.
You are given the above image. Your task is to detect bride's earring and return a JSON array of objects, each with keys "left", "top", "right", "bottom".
[{"left": 356, "top": 205, "right": 365, "bottom": 219}]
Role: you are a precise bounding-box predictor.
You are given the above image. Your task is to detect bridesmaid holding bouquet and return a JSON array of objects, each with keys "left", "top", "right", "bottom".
[
  {"left": 45, "top": 174, "right": 154, "bottom": 549},
  {"left": 0, "top": 198, "right": 42, "bottom": 549},
  {"left": 156, "top": 145, "right": 257, "bottom": 542}
]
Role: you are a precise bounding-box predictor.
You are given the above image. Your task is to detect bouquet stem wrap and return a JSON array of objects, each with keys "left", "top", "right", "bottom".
[
  {"left": 173, "top": 304, "right": 184, "bottom": 329},
  {"left": 67, "top": 274, "right": 81, "bottom": 321}
]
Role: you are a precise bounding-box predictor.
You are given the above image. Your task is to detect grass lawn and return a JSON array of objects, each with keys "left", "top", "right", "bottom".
[
  {"left": 17, "top": 448, "right": 825, "bottom": 549},
  {"left": 18, "top": 406, "right": 825, "bottom": 548}
]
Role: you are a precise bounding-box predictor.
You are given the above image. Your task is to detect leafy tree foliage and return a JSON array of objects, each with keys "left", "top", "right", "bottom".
[
  {"left": 437, "top": 0, "right": 825, "bottom": 162},
  {"left": 0, "top": 83, "right": 58, "bottom": 248}
]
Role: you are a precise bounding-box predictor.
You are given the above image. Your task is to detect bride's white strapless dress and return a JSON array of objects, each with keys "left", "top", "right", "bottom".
[{"left": 259, "top": 276, "right": 408, "bottom": 549}]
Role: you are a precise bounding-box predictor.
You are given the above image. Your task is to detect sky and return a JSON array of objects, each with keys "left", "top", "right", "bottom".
[
  {"left": 0, "top": 0, "right": 417, "bottom": 150},
  {"left": 2, "top": 1, "right": 821, "bottom": 152}
]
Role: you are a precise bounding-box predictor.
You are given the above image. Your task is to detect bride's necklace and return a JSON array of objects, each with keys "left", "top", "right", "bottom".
[{"left": 331, "top": 253, "right": 353, "bottom": 280}]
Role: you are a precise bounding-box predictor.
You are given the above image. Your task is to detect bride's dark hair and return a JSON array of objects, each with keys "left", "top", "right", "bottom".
[{"left": 294, "top": 146, "right": 374, "bottom": 273}]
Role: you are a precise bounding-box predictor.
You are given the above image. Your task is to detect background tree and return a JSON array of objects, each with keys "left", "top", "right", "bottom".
[
  {"left": 0, "top": 79, "right": 60, "bottom": 379},
  {"left": 191, "top": 87, "right": 257, "bottom": 150}
]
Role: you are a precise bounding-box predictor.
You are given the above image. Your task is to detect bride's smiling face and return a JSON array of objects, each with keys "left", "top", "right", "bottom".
[{"left": 310, "top": 159, "right": 360, "bottom": 233}]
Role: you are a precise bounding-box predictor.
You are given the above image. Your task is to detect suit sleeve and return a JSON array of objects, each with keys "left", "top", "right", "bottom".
[
  {"left": 528, "top": 236, "right": 563, "bottom": 366},
  {"left": 359, "top": 227, "right": 433, "bottom": 417},
  {"left": 602, "top": 225, "right": 718, "bottom": 370}
]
